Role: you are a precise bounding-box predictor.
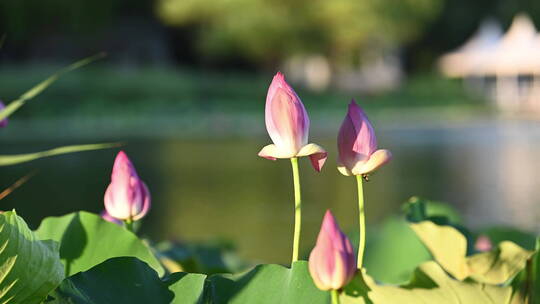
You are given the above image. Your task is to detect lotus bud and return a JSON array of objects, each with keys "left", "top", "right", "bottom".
[
  {"left": 258, "top": 72, "right": 327, "bottom": 171},
  {"left": 309, "top": 210, "right": 356, "bottom": 291},
  {"left": 100, "top": 210, "right": 122, "bottom": 225},
  {"left": 0, "top": 101, "right": 8, "bottom": 128},
  {"left": 104, "top": 151, "right": 151, "bottom": 221},
  {"left": 337, "top": 99, "right": 391, "bottom": 177},
  {"left": 474, "top": 235, "right": 492, "bottom": 252}
]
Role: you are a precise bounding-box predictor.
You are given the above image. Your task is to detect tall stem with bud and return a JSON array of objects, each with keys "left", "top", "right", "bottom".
[
  {"left": 258, "top": 72, "right": 328, "bottom": 264},
  {"left": 331, "top": 290, "right": 340, "bottom": 304},
  {"left": 356, "top": 175, "right": 366, "bottom": 268},
  {"left": 337, "top": 100, "right": 392, "bottom": 269},
  {"left": 290, "top": 157, "right": 302, "bottom": 263}
]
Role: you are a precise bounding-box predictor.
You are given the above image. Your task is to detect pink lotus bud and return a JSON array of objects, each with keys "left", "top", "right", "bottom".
[
  {"left": 104, "top": 151, "right": 151, "bottom": 221},
  {"left": 337, "top": 100, "right": 391, "bottom": 176},
  {"left": 474, "top": 235, "right": 493, "bottom": 252},
  {"left": 309, "top": 210, "right": 356, "bottom": 291},
  {"left": 258, "top": 72, "right": 327, "bottom": 171},
  {"left": 100, "top": 210, "right": 122, "bottom": 225},
  {"left": 0, "top": 101, "right": 8, "bottom": 128}
]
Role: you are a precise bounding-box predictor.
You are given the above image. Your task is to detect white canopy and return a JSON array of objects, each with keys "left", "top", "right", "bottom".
[
  {"left": 476, "top": 14, "right": 540, "bottom": 76},
  {"left": 439, "top": 19, "right": 502, "bottom": 77},
  {"left": 439, "top": 14, "right": 540, "bottom": 77}
]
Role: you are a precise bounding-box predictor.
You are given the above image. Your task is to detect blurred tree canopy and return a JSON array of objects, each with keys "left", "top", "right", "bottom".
[
  {"left": 0, "top": 0, "right": 158, "bottom": 62},
  {"left": 155, "top": 0, "right": 443, "bottom": 66},
  {"left": 1, "top": 0, "right": 540, "bottom": 71},
  {"left": 0, "top": 0, "right": 120, "bottom": 40}
]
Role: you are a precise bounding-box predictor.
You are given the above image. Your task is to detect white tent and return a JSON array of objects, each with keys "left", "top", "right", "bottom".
[
  {"left": 439, "top": 19, "right": 502, "bottom": 78},
  {"left": 438, "top": 14, "right": 540, "bottom": 111},
  {"left": 475, "top": 14, "right": 540, "bottom": 76}
]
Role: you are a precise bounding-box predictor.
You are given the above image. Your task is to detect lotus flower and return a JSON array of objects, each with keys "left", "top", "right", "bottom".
[
  {"left": 104, "top": 151, "right": 151, "bottom": 221},
  {"left": 337, "top": 100, "right": 391, "bottom": 176},
  {"left": 258, "top": 72, "right": 327, "bottom": 171},
  {"left": 100, "top": 210, "right": 122, "bottom": 225},
  {"left": 474, "top": 235, "right": 492, "bottom": 252},
  {"left": 309, "top": 210, "right": 356, "bottom": 291},
  {"left": 0, "top": 101, "right": 8, "bottom": 128}
]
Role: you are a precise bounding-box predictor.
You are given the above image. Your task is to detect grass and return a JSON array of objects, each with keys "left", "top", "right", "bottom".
[{"left": 0, "top": 64, "right": 486, "bottom": 120}]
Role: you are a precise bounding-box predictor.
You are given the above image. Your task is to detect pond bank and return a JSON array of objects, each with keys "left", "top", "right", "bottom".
[{"left": 0, "top": 105, "right": 511, "bottom": 141}]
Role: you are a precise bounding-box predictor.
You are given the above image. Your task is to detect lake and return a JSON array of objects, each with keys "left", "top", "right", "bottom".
[{"left": 1, "top": 115, "right": 540, "bottom": 264}]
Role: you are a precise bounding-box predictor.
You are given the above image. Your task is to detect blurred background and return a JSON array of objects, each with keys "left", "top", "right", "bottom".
[{"left": 1, "top": 0, "right": 540, "bottom": 265}]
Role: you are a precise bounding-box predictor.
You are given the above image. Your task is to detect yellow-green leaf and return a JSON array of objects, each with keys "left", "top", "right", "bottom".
[
  {"left": 467, "top": 241, "right": 533, "bottom": 284},
  {"left": 410, "top": 221, "right": 532, "bottom": 284},
  {"left": 0, "top": 53, "right": 105, "bottom": 121},
  {"left": 410, "top": 221, "right": 469, "bottom": 280},
  {"left": 0, "top": 143, "right": 119, "bottom": 166},
  {"left": 342, "top": 262, "right": 512, "bottom": 304}
]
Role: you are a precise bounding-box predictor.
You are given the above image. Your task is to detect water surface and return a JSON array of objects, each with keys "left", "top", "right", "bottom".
[{"left": 2, "top": 119, "right": 540, "bottom": 263}]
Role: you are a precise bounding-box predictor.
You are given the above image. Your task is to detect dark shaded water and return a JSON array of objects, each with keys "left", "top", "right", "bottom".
[{"left": 2, "top": 120, "right": 540, "bottom": 263}]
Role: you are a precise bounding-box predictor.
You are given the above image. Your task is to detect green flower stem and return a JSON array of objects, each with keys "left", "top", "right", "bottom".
[
  {"left": 525, "top": 252, "right": 535, "bottom": 303},
  {"left": 290, "top": 157, "right": 302, "bottom": 263},
  {"left": 331, "top": 289, "right": 340, "bottom": 304},
  {"left": 356, "top": 175, "right": 366, "bottom": 268},
  {"left": 124, "top": 218, "right": 134, "bottom": 233}
]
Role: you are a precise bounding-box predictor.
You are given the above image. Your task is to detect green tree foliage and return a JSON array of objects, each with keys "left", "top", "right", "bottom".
[
  {"left": 0, "top": 0, "right": 119, "bottom": 40},
  {"left": 155, "top": 0, "right": 443, "bottom": 65}
]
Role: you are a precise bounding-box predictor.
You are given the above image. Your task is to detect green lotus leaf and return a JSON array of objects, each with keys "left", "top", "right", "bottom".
[
  {"left": 0, "top": 211, "right": 64, "bottom": 304},
  {"left": 206, "top": 261, "right": 328, "bottom": 304},
  {"left": 364, "top": 217, "right": 431, "bottom": 284},
  {"left": 165, "top": 272, "right": 207, "bottom": 304},
  {"left": 46, "top": 257, "right": 173, "bottom": 304},
  {"left": 34, "top": 211, "right": 164, "bottom": 277}
]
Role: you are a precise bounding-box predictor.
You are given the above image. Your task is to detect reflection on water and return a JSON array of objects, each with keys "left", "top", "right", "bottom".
[{"left": 2, "top": 120, "right": 540, "bottom": 264}]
